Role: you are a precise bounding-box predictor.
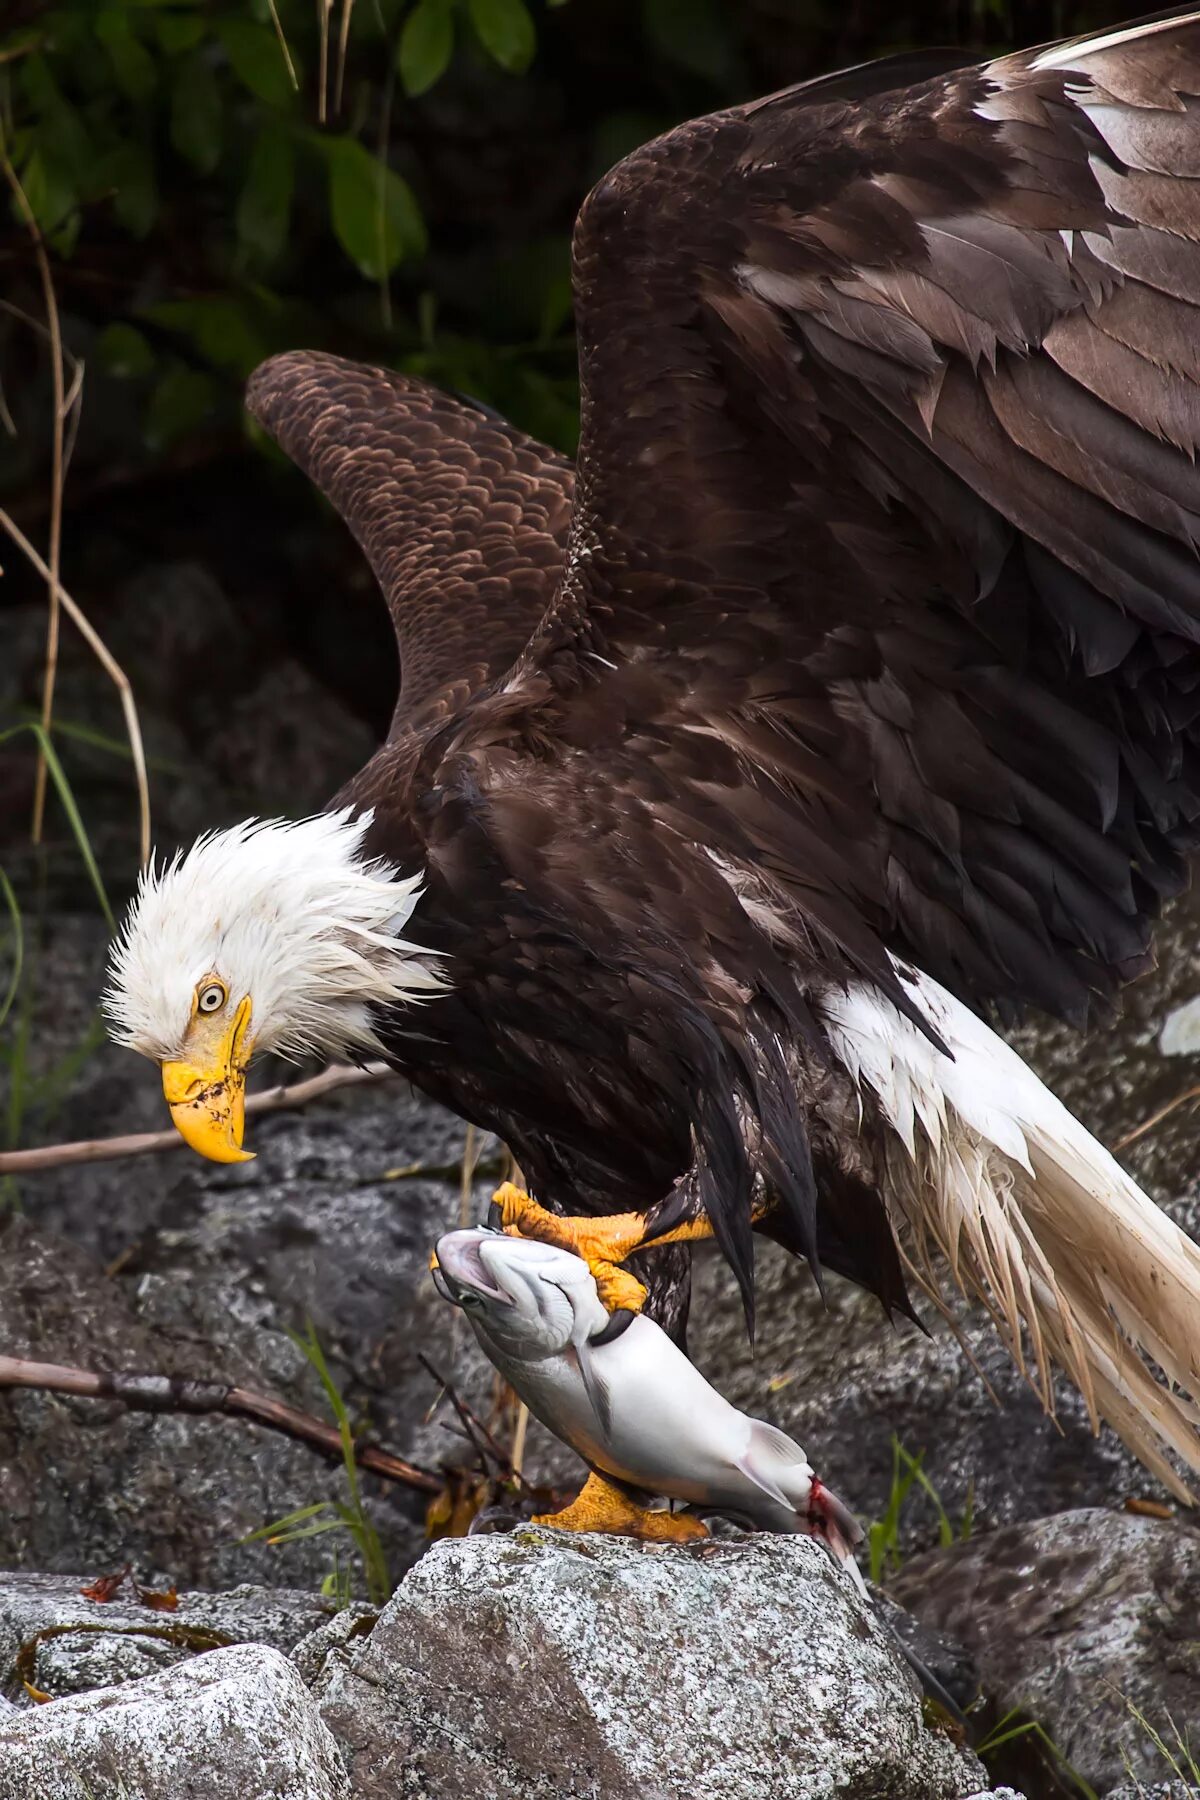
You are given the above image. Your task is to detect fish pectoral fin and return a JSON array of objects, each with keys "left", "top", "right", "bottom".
[{"left": 569, "top": 1339, "right": 613, "bottom": 1438}]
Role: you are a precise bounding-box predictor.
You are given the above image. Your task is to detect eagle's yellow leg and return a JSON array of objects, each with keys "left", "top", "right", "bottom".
[
  {"left": 533, "top": 1470, "right": 709, "bottom": 1541},
  {"left": 491, "top": 1181, "right": 716, "bottom": 1314}
]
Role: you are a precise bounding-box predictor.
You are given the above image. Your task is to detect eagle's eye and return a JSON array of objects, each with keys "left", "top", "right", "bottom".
[
  {"left": 196, "top": 981, "right": 227, "bottom": 1015},
  {"left": 458, "top": 1290, "right": 484, "bottom": 1310}
]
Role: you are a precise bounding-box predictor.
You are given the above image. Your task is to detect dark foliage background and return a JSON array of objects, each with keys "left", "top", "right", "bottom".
[{"left": 0, "top": 0, "right": 1144, "bottom": 1149}]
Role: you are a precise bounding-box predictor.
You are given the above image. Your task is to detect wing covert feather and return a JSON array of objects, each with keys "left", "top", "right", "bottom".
[
  {"left": 522, "top": 10, "right": 1200, "bottom": 1027},
  {"left": 247, "top": 350, "right": 574, "bottom": 728}
]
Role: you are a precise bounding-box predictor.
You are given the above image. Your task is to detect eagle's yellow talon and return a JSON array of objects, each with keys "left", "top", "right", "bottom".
[
  {"left": 491, "top": 1184, "right": 652, "bottom": 1314},
  {"left": 533, "top": 1470, "right": 709, "bottom": 1541},
  {"left": 591, "top": 1262, "right": 648, "bottom": 1315}
]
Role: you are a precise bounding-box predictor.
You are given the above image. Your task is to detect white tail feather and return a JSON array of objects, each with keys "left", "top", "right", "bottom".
[{"left": 822, "top": 962, "right": 1200, "bottom": 1503}]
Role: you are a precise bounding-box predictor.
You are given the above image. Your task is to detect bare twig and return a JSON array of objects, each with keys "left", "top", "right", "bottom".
[
  {"left": 0, "top": 1355, "right": 440, "bottom": 1494},
  {"left": 334, "top": 0, "right": 355, "bottom": 114},
  {"left": 0, "top": 508, "right": 151, "bottom": 865},
  {"left": 1, "top": 151, "right": 71, "bottom": 849},
  {"left": 317, "top": 0, "right": 334, "bottom": 122},
  {"left": 266, "top": 0, "right": 299, "bottom": 91},
  {"left": 0, "top": 1062, "right": 395, "bottom": 1174},
  {"left": 418, "top": 1351, "right": 528, "bottom": 1492},
  {"left": 510, "top": 1401, "right": 530, "bottom": 1480},
  {"left": 1112, "top": 1084, "right": 1200, "bottom": 1154}
]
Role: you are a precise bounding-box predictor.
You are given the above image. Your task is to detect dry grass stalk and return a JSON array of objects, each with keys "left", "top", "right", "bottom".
[
  {"left": 1, "top": 151, "right": 71, "bottom": 850},
  {"left": 0, "top": 509, "right": 151, "bottom": 866}
]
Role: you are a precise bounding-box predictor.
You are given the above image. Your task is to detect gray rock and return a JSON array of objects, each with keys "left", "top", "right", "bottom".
[
  {"left": 0, "top": 1570, "right": 332, "bottom": 1705},
  {"left": 289, "top": 1604, "right": 378, "bottom": 1690},
  {"left": 1105, "top": 1787, "right": 1199, "bottom": 1800},
  {"left": 0, "top": 1641, "right": 349, "bottom": 1799},
  {"left": 889, "top": 1508, "right": 1200, "bottom": 1797},
  {"left": 316, "top": 1527, "right": 986, "bottom": 1800}
]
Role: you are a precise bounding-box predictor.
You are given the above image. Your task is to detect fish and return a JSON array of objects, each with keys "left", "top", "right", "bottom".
[
  {"left": 433, "top": 1226, "right": 863, "bottom": 1571},
  {"left": 433, "top": 1225, "right": 970, "bottom": 1723}
]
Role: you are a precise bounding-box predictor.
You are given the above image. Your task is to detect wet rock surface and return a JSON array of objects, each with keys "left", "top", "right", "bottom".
[
  {"left": 890, "top": 1509, "right": 1200, "bottom": 1798},
  {"left": 0, "top": 1641, "right": 349, "bottom": 1800},
  {"left": 0, "top": 1571, "right": 333, "bottom": 1705},
  {"left": 315, "top": 1528, "right": 987, "bottom": 1800}
]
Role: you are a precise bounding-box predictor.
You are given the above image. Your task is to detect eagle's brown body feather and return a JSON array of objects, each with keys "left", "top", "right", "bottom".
[{"left": 247, "top": 14, "right": 1200, "bottom": 1471}]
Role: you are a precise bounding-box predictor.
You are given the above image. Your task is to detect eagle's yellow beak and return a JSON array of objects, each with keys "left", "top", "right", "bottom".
[{"left": 161, "top": 995, "right": 256, "bottom": 1164}]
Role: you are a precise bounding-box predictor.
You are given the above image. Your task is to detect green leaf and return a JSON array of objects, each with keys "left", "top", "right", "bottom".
[
  {"left": 95, "top": 322, "right": 156, "bottom": 379},
  {"left": 143, "top": 297, "right": 268, "bottom": 379},
  {"left": 398, "top": 0, "right": 454, "bottom": 97},
  {"left": 104, "top": 140, "right": 158, "bottom": 238},
  {"left": 237, "top": 123, "right": 293, "bottom": 265},
  {"left": 468, "top": 0, "right": 535, "bottom": 73},
  {"left": 325, "top": 137, "right": 426, "bottom": 280},
  {"left": 19, "top": 55, "right": 94, "bottom": 185},
  {"left": 16, "top": 148, "right": 79, "bottom": 251},
  {"left": 170, "top": 55, "right": 222, "bottom": 173},
  {"left": 96, "top": 9, "right": 157, "bottom": 101},
  {"left": 143, "top": 363, "right": 217, "bottom": 450},
  {"left": 155, "top": 11, "right": 206, "bottom": 54},
  {"left": 218, "top": 19, "right": 296, "bottom": 108},
  {"left": 643, "top": 0, "right": 738, "bottom": 83}
]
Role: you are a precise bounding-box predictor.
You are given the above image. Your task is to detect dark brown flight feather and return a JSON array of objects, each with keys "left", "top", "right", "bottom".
[{"left": 245, "top": 12, "right": 1200, "bottom": 1488}]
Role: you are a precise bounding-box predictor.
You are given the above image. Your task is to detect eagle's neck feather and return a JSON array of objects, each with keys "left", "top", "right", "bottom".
[{"left": 104, "top": 809, "right": 446, "bottom": 1063}]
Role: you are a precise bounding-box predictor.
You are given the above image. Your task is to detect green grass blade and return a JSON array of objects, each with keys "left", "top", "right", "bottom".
[
  {"left": 237, "top": 1500, "right": 333, "bottom": 1545},
  {"left": 0, "top": 869, "right": 24, "bottom": 1034},
  {"left": 0, "top": 723, "right": 114, "bottom": 928}
]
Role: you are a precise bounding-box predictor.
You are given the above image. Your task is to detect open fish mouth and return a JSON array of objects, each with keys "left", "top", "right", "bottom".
[{"left": 434, "top": 1229, "right": 514, "bottom": 1305}]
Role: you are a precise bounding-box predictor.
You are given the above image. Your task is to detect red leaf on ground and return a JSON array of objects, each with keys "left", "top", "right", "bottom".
[{"left": 79, "top": 1563, "right": 132, "bottom": 1603}]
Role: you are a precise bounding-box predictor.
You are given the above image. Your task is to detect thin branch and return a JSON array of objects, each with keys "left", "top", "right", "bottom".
[
  {"left": 266, "top": 0, "right": 300, "bottom": 91},
  {"left": 0, "top": 1062, "right": 395, "bottom": 1174},
  {"left": 317, "top": 0, "right": 334, "bottom": 123},
  {"left": 1112, "top": 1084, "right": 1200, "bottom": 1154},
  {"left": 1, "top": 151, "right": 70, "bottom": 849},
  {"left": 0, "top": 1355, "right": 440, "bottom": 1494},
  {"left": 334, "top": 0, "right": 355, "bottom": 115},
  {"left": 0, "top": 509, "right": 151, "bottom": 866},
  {"left": 418, "top": 1351, "right": 527, "bottom": 1492}
]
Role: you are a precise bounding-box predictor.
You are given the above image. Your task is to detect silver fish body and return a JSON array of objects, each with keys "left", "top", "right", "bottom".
[{"left": 433, "top": 1227, "right": 859, "bottom": 1551}]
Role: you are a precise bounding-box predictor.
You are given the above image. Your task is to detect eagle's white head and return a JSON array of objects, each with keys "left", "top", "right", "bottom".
[{"left": 103, "top": 810, "right": 444, "bottom": 1164}]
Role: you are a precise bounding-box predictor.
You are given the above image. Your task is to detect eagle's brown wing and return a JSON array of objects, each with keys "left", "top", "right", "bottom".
[
  {"left": 524, "top": 10, "right": 1200, "bottom": 1030},
  {"left": 246, "top": 350, "right": 574, "bottom": 729}
]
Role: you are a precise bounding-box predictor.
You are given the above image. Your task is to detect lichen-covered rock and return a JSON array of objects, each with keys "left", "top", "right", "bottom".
[
  {"left": 0, "top": 1642, "right": 349, "bottom": 1800},
  {"left": 289, "top": 1604, "right": 378, "bottom": 1689},
  {"left": 316, "top": 1528, "right": 986, "bottom": 1800},
  {"left": 0, "top": 1571, "right": 333, "bottom": 1704},
  {"left": 1104, "top": 1786, "right": 1199, "bottom": 1800},
  {"left": 890, "top": 1509, "right": 1200, "bottom": 1797}
]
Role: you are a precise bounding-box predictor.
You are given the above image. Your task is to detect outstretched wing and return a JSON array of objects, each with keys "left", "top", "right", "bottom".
[
  {"left": 526, "top": 9, "right": 1200, "bottom": 1029},
  {"left": 247, "top": 350, "right": 574, "bottom": 729}
]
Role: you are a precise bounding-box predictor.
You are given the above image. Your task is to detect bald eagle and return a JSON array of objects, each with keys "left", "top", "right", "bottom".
[{"left": 107, "top": 11, "right": 1200, "bottom": 1533}]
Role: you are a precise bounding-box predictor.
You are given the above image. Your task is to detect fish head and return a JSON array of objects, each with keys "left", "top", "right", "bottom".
[{"left": 433, "top": 1228, "right": 610, "bottom": 1362}]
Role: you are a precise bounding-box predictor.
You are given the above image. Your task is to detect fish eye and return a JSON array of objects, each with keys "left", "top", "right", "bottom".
[{"left": 196, "top": 981, "right": 226, "bottom": 1015}]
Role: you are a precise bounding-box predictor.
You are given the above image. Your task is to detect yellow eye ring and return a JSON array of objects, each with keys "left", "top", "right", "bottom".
[{"left": 196, "top": 980, "right": 227, "bottom": 1016}]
